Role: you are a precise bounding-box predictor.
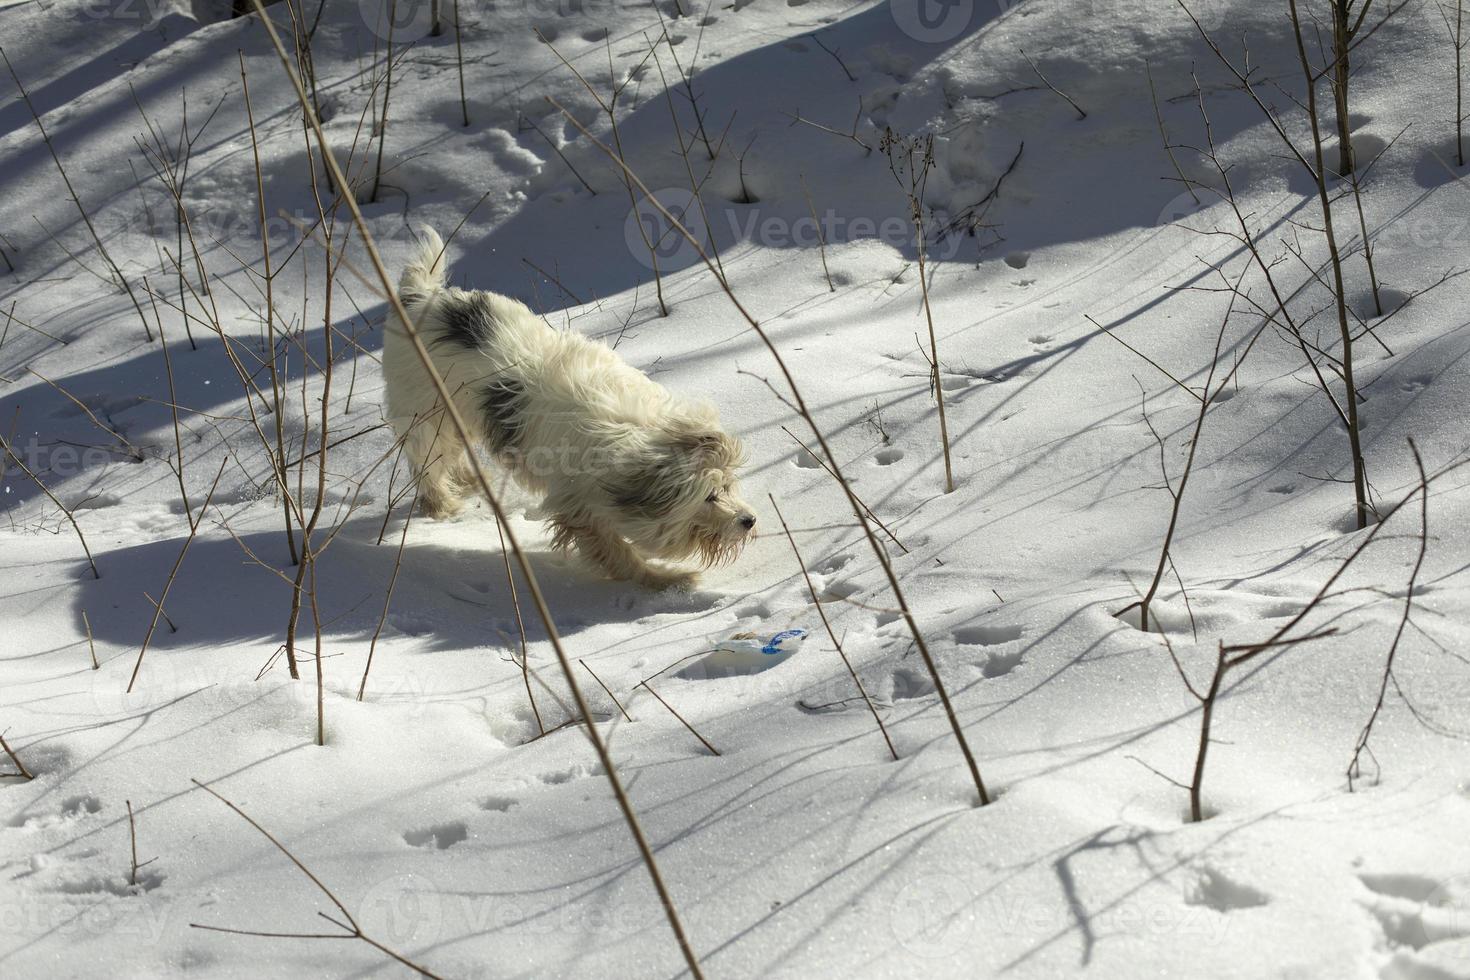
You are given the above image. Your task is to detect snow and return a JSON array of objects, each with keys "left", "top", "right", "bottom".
[{"left": 3, "top": 0, "right": 1470, "bottom": 977}]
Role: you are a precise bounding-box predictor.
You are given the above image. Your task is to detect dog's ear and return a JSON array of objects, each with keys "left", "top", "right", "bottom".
[
  {"left": 657, "top": 416, "right": 745, "bottom": 470},
  {"left": 600, "top": 421, "right": 738, "bottom": 519}
]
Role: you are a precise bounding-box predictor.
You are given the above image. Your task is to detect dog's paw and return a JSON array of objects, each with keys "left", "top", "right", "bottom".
[
  {"left": 637, "top": 568, "right": 699, "bottom": 592},
  {"left": 419, "top": 494, "right": 466, "bottom": 520}
]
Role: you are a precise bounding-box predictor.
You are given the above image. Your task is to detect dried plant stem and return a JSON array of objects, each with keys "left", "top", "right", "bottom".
[
  {"left": 251, "top": 7, "right": 706, "bottom": 972},
  {"left": 1172, "top": 439, "right": 1463, "bottom": 820},
  {"left": 1019, "top": 47, "right": 1086, "bottom": 119},
  {"left": 1114, "top": 265, "right": 1247, "bottom": 631},
  {"left": 83, "top": 610, "right": 98, "bottom": 669},
  {"left": 0, "top": 430, "right": 99, "bottom": 579},
  {"left": 359, "top": 481, "right": 420, "bottom": 701},
  {"left": 0, "top": 49, "right": 153, "bottom": 341},
  {"left": 581, "top": 659, "right": 633, "bottom": 722},
  {"left": 0, "top": 732, "right": 33, "bottom": 779},
  {"left": 454, "top": 0, "right": 469, "bottom": 126},
  {"left": 370, "top": 0, "right": 398, "bottom": 203},
  {"left": 26, "top": 368, "right": 143, "bottom": 461},
  {"left": 127, "top": 457, "right": 227, "bottom": 693},
  {"left": 882, "top": 130, "right": 954, "bottom": 493},
  {"left": 240, "top": 52, "right": 299, "bottom": 566},
  {"left": 188, "top": 779, "right": 445, "bottom": 978},
  {"left": 126, "top": 800, "right": 139, "bottom": 886},
  {"left": 1347, "top": 443, "right": 1430, "bottom": 789},
  {"left": 771, "top": 496, "right": 895, "bottom": 760},
  {"left": 1147, "top": 60, "right": 1199, "bottom": 205},
  {"left": 782, "top": 426, "right": 908, "bottom": 554},
  {"left": 638, "top": 680, "right": 720, "bottom": 755},
  {"left": 800, "top": 174, "right": 834, "bottom": 292}
]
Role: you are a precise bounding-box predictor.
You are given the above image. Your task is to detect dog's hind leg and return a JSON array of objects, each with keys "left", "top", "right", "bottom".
[
  {"left": 402, "top": 416, "right": 470, "bottom": 519},
  {"left": 552, "top": 518, "right": 696, "bottom": 590}
]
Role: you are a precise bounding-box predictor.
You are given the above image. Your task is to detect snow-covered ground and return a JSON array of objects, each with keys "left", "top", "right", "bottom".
[{"left": 3, "top": 0, "right": 1470, "bottom": 976}]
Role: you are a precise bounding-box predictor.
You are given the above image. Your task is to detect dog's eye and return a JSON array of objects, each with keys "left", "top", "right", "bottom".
[{"left": 705, "top": 491, "right": 720, "bottom": 503}]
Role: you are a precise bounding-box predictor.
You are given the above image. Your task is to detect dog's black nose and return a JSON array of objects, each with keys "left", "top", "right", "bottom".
[{"left": 739, "top": 514, "right": 756, "bottom": 530}]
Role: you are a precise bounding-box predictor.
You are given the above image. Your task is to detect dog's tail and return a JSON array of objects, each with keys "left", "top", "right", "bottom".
[{"left": 398, "top": 226, "right": 447, "bottom": 303}]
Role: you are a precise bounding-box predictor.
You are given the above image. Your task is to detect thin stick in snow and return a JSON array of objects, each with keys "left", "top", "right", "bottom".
[
  {"left": 128, "top": 457, "right": 227, "bottom": 693},
  {"left": 638, "top": 680, "right": 720, "bottom": 756},
  {"left": 188, "top": 779, "right": 446, "bottom": 978},
  {"left": 0, "top": 731, "right": 33, "bottom": 780},
  {"left": 0, "top": 429, "right": 99, "bottom": 579},
  {"left": 771, "top": 496, "right": 896, "bottom": 760}
]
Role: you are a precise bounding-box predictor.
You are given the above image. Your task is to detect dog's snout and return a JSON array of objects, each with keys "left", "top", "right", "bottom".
[{"left": 739, "top": 514, "right": 756, "bottom": 531}]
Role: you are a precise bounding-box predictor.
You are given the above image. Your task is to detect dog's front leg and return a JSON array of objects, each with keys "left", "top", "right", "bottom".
[{"left": 564, "top": 521, "right": 696, "bottom": 591}]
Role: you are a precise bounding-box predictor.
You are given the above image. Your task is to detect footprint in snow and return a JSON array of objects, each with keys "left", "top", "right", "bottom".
[
  {"left": 792, "top": 449, "right": 823, "bottom": 470},
  {"left": 1357, "top": 871, "right": 1470, "bottom": 955},
  {"left": 1183, "top": 867, "right": 1269, "bottom": 912},
  {"left": 403, "top": 821, "right": 468, "bottom": 850},
  {"left": 389, "top": 613, "right": 434, "bottom": 637}
]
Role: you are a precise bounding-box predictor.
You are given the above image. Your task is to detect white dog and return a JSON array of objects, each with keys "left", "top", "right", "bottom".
[{"left": 382, "top": 228, "right": 756, "bottom": 589}]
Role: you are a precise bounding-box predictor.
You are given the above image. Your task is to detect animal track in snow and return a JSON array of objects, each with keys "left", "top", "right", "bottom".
[
  {"left": 403, "top": 821, "right": 468, "bottom": 850},
  {"left": 1358, "top": 871, "right": 1470, "bottom": 955},
  {"left": 60, "top": 795, "right": 102, "bottom": 818},
  {"left": 480, "top": 795, "right": 519, "bottom": 813},
  {"left": 539, "top": 762, "right": 603, "bottom": 786},
  {"left": 1004, "top": 251, "right": 1031, "bottom": 269},
  {"left": 980, "top": 651, "right": 1023, "bottom": 678},
  {"left": 815, "top": 553, "right": 854, "bottom": 575},
  {"left": 874, "top": 448, "right": 904, "bottom": 466},
  {"left": 793, "top": 449, "right": 823, "bottom": 469},
  {"left": 954, "top": 624, "right": 1024, "bottom": 646},
  {"left": 819, "top": 579, "right": 862, "bottom": 602},
  {"left": 1183, "top": 867, "right": 1269, "bottom": 911},
  {"left": 890, "top": 666, "right": 936, "bottom": 701},
  {"left": 389, "top": 613, "right": 434, "bottom": 637},
  {"left": 1400, "top": 375, "right": 1432, "bottom": 393}
]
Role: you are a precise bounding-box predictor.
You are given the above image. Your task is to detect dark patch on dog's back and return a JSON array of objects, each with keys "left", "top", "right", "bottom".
[
  {"left": 602, "top": 447, "right": 691, "bottom": 519},
  {"left": 434, "top": 294, "right": 498, "bottom": 351},
  {"left": 480, "top": 377, "right": 526, "bottom": 451}
]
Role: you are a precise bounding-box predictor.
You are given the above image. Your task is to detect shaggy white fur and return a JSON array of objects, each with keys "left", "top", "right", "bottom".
[{"left": 382, "top": 228, "right": 756, "bottom": 589}]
